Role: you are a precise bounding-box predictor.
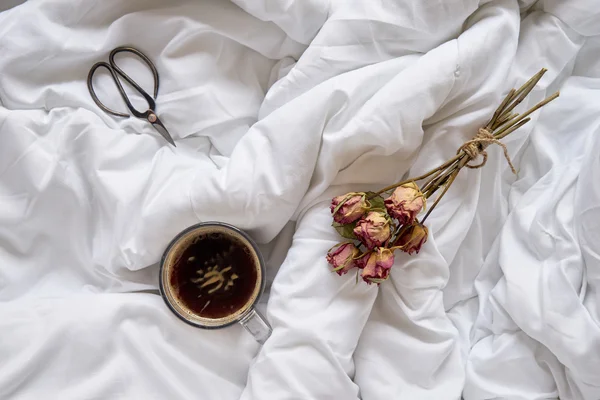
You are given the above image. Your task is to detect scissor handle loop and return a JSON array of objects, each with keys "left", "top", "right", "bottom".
[{"left": 87, "top": 46, "right": 159, "bottom": 119}]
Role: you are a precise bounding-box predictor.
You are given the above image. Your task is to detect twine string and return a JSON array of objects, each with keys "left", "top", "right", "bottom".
[{"left": 458, "top": 128, "right": 517, "bottom": 175}]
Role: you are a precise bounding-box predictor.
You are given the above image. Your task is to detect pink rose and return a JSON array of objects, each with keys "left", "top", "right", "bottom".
[
  {"left": 326, "top": 243, "right": 360, "bottom": 276},
  {"left": 330, "top": 192, "right": 369, "bottom": 224},
  {"left": 353, "top": 211, "right": 391, "bottom": 249},
  {"left": 395, "top": 223, "right": 429, "bottom": 255},
  {"left": 384, "top": 182, "right": 425, "bottom": 225},
  {"left": 359, "top": 248, "right": 394, "bottom": 284}
]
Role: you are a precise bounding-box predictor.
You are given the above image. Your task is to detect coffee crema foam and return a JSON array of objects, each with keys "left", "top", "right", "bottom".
[{"left": 161, "top": 225, "right": 262, "bottom": 327}]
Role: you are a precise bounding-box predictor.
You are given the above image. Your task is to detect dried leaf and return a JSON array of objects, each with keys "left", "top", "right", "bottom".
[
  {"left": 332, "top": 221, "right": 357, "bottom": 240},
  {"left": 366, "top": 192, "right": 386, "bottom": 210}
]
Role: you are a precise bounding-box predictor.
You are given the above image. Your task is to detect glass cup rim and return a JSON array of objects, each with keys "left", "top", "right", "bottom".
[{"left": 159, "top": 221, "right": 266, "bottom": 330}]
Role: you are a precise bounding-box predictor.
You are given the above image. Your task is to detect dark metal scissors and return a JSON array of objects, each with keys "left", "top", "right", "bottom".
[{"left": 87, "top": 46, "right": 176, "bottom": 147}]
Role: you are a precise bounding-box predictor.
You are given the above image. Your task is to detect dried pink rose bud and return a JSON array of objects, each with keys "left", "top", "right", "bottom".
[
  {"left": 359, "top": 248, "right": 394, "bottom": 284},
  {"left": 395, "top": 223, "right": 429, "bottom": 255},
  {"left": 330, "top": 192, "right": 369, "bottom": 224},
  {"left": 353, "top": 211, "right": 391, "bottom": 249},
  {"left": 326, "top": 243, "right": 360, "bottom": 276},
  {"left": 384, "top": 182, "right": 425, "bottom": 225}
]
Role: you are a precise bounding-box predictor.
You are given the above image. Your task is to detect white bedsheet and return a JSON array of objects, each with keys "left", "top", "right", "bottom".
[{"left": 1, "top": 0, "right": 599, "bottom": 399}]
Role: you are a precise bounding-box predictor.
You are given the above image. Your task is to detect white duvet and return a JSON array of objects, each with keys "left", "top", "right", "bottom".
[{"left": 1, "top": 0, "right": 599, "bottom": 399}]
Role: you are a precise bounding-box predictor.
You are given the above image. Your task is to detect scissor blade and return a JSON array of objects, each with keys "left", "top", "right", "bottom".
[{"left": 151, "top": 117, "right": 176, "bottom": 147}]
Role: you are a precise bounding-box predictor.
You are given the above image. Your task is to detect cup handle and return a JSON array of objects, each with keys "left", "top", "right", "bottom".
[{"left": 239, "top": 308, "right": 272, "bottom": 344}]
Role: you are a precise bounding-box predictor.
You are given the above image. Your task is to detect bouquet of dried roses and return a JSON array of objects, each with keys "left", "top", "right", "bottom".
[{"left": 327, "top": 69, "right": 559, "bottom": 285}]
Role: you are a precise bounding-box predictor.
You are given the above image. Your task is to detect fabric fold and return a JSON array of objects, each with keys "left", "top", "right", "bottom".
[{"left": 1, "top": 0, "right": 600, "bottom": 398}]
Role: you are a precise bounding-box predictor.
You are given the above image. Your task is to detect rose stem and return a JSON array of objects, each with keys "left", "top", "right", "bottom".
[
  {"left": 493, "top": 112, "right": 517, "bottom": 129},
  {"left": 372, "top": 71, "right": 557, "bottom": 205},
  {"left": 422, "top": 166, "right": 455, "bottom": 198},
  {"left": 370, "top": 154, "right": 461, "bottom": 197},
  {"left": 391, "top": 223, "right": 411, "bottom": 244},
  {"left": 501, "top": 69, "right": 546, "bottom": 114},
  {"left": 514, "top": 68, "right": 547, "bottom": 97},
  {"left": 497, "top": 69, "right": 546, "bottom": 118},
  {"left": 488, "top": 69, "right": 546, "bottom": 131},
  {"left": 494, "top": 92, "right": 559, "bottom": 139},
  {"left": 423, "top": 159, "right": 463, "bottom": 197},
  {"left": 488, "top": 88, "right": 517, "bottom": 128},
  {"left": 422, "top": 102, "right": 538, "bottom": 199},
  {"left": 420, "top": 169, "right": 459, "bottom": 224},
  {"left": 419, "top": 83, "right": 558, "bottom": 222},
  {"left": 419, "top": 163, "right": 450, "bottom": 194},
  {"left": 425, "top": 85, "right": 521, "bottom": 195},
  {"left": 494, "top": 117, "right": 531, "bottom": 141},
  {"left": 421, "top": 94, "right": 554, "bottom": 221},
  {"left": 492, "top": 76, "right": 557, "bottom": 137}
]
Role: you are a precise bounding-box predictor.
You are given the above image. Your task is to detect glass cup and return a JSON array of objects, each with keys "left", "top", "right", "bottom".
[{"left": 159, "top": 222, "right": 272, "bottom": 344}]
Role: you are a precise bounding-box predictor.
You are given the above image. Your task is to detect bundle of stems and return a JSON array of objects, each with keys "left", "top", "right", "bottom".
[{"left": 371, "top": 68, "right": 559, "bottom": 223}]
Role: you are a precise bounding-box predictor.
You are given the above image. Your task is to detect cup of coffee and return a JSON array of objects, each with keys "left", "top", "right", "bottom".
[{"left": 159, "top": 222, "right": 272, "bottom": 344}]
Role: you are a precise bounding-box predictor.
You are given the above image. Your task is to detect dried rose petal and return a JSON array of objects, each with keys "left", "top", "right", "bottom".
[
  {"left": 326, "top": 243, "right": 360, "bottom": 276},
  {"left": 353, "top": 211, "right": 391, "bottom": 249},
  {"left": 330, "top": 193, "right": 369, "bottom": 224},
  {"left": 359, "top": 248, "right": 394, "bottom": 284},
  {"left": 384, "top": 182, "right": 425, "bottom": 225},
  {"left": 395, "top": 223, "right": 429, "bottom": 255}
]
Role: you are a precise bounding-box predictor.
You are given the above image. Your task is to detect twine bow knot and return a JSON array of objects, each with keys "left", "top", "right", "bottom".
[{"left": 458, "top": 128, "right": 517, "bottom": 175}]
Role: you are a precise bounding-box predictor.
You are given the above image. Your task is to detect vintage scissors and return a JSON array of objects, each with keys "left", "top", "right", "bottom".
[{"left": 87, "top": 46, "right": 176, "bottom": 147}]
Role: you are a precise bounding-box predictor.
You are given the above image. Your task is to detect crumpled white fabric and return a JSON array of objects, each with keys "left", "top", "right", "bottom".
[{"left": 0, "top": 0, "right": 599, "bottom": 399}]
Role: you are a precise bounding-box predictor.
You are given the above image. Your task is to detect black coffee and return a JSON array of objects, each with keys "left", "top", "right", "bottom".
[{"left": 170, "top": 232, "right": 258, "bottom": 319}]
